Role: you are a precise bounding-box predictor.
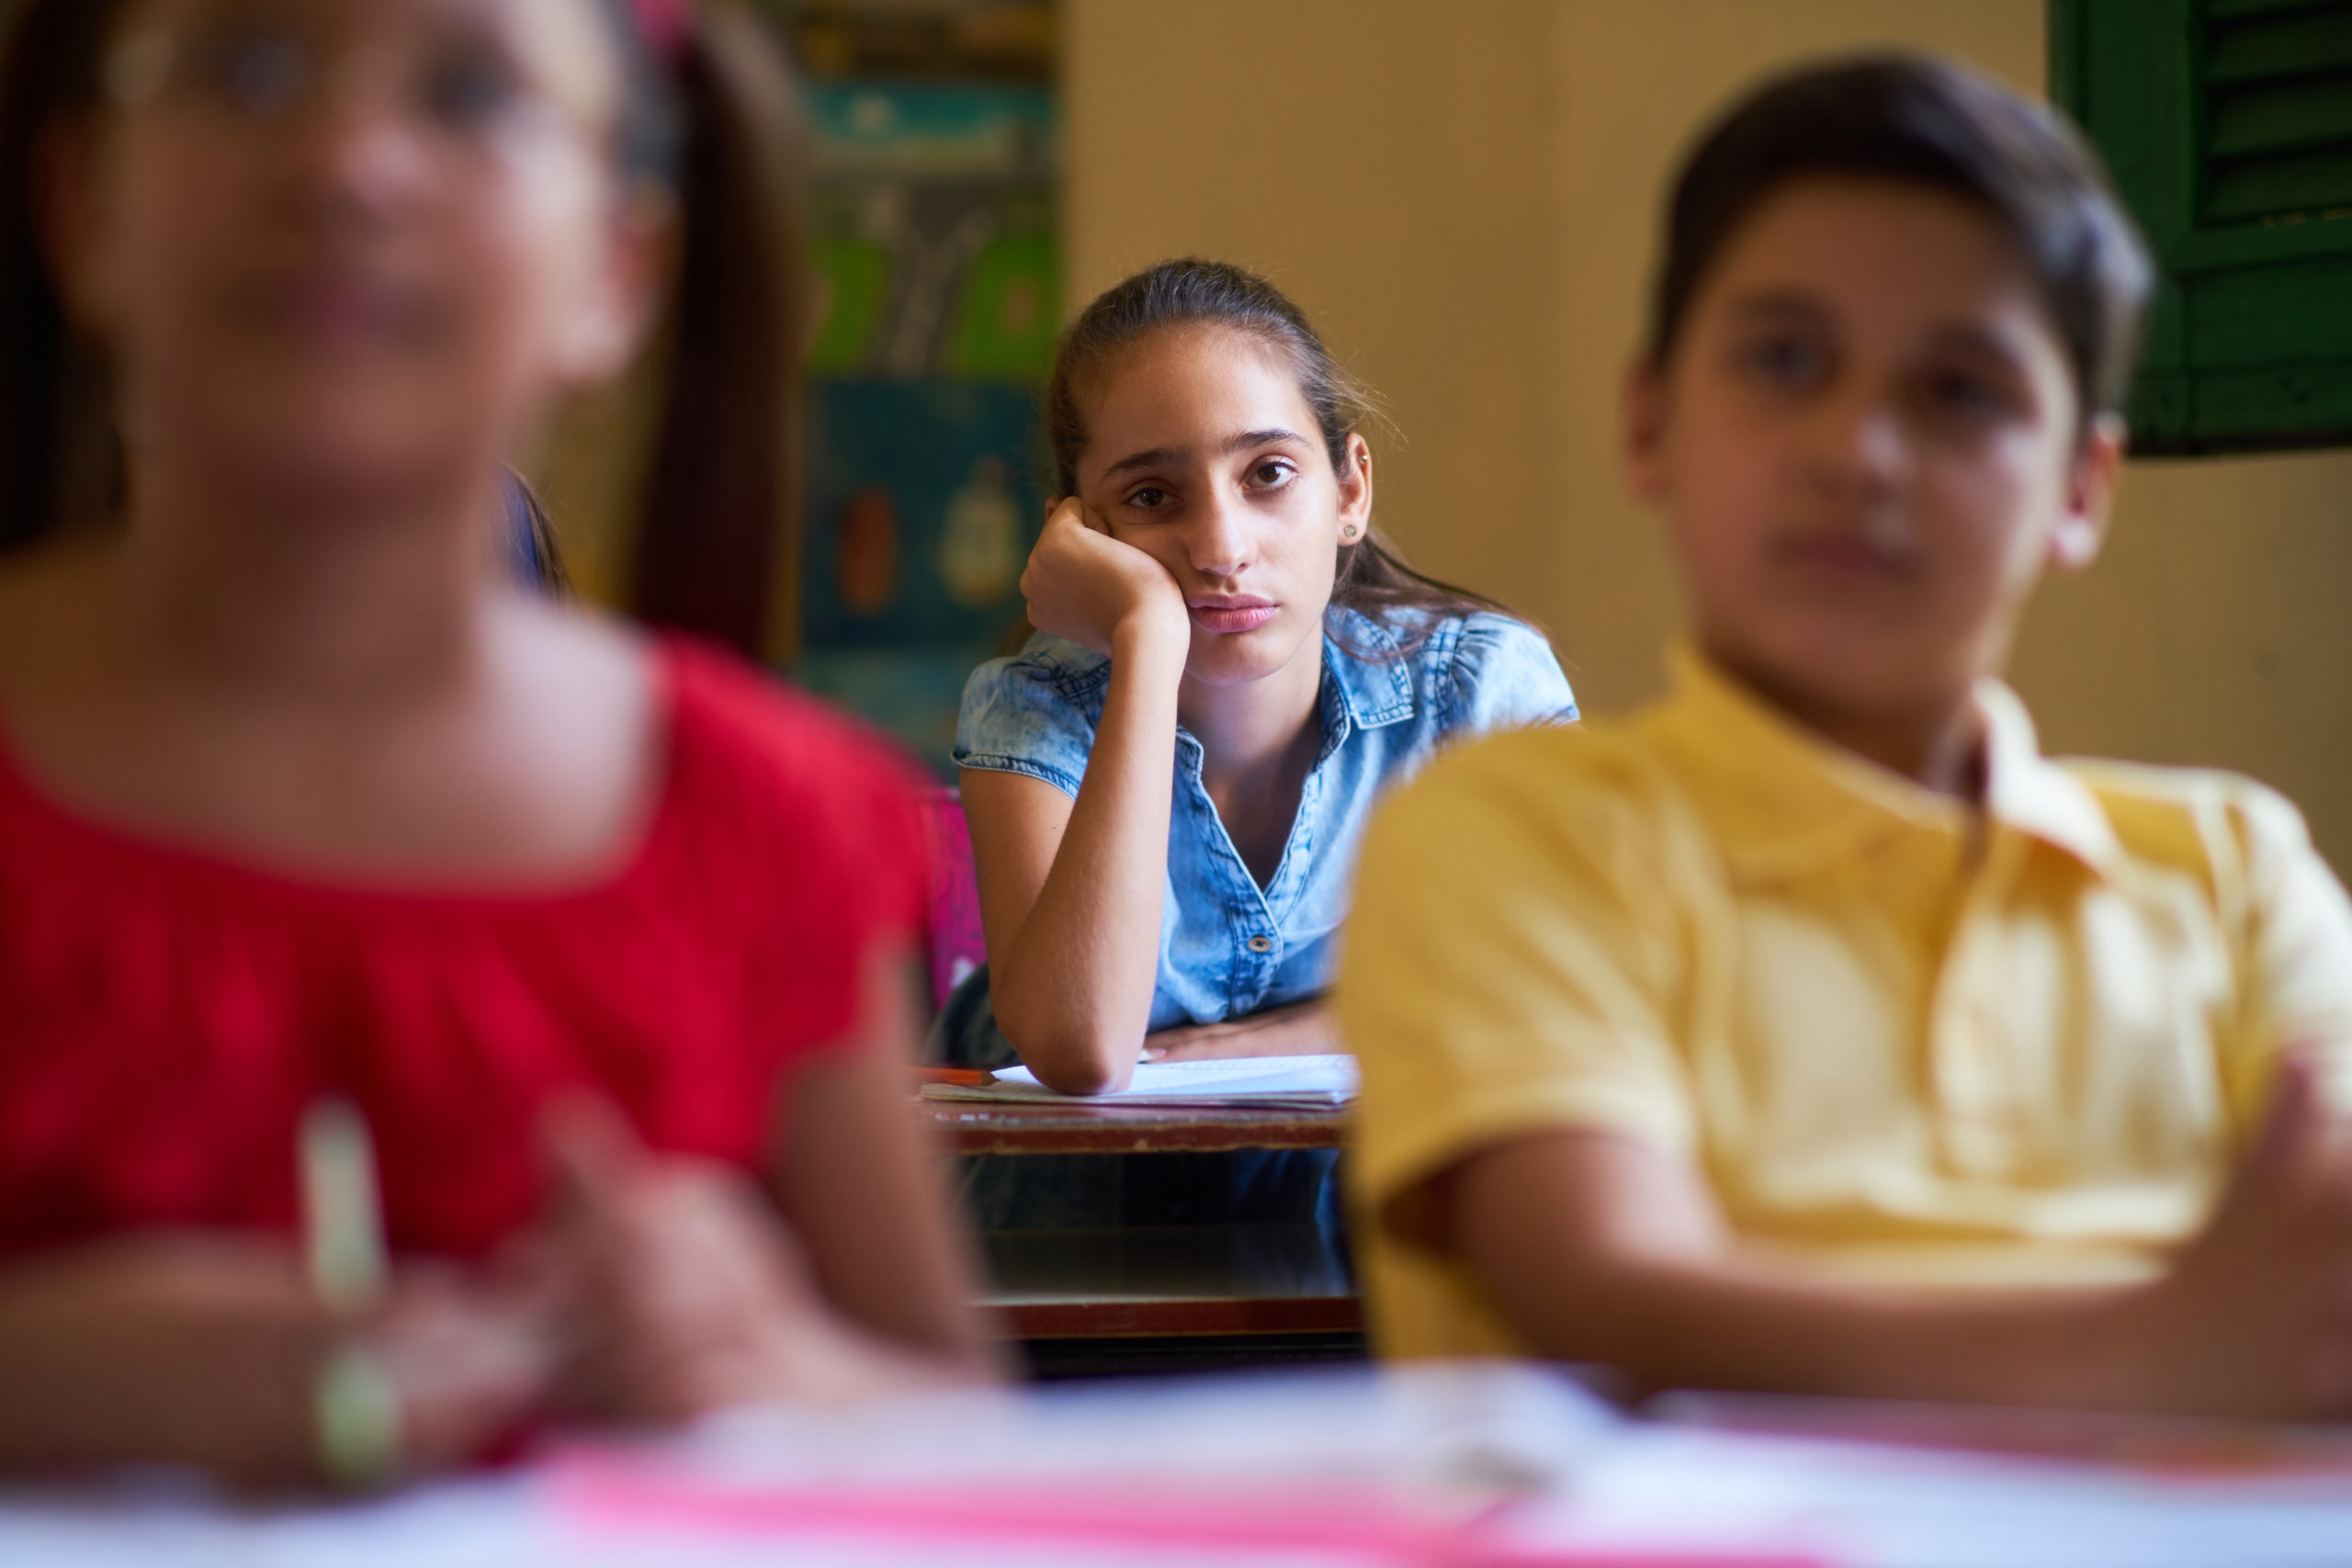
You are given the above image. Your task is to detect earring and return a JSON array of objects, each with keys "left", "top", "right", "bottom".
[{"left": 1340, "top": 525, "right": 1363, "bottom": 543}]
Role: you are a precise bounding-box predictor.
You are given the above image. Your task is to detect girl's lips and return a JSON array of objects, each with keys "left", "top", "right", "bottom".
[
  {"left": 1187, "top": 600, "right": 1280, "bottom": 635},
  {"left": 238, "top": 268, "right": 429, "bottom": 351}
]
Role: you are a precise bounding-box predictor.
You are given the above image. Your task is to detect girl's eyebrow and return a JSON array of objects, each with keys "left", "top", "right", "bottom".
[{"left": 1101, "top": 428, "right": 1309, "bottom": 480}]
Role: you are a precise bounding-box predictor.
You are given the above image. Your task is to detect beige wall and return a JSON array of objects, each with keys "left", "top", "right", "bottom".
[
  {"left": 1064, "top": 0, "right": 1562, "bottom": 615},
  {"left": 1066, "top": 0, "right": 2352, "bottom": 869}
]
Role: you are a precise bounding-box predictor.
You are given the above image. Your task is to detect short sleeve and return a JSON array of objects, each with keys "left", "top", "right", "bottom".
[
  {"left": 2225, "top": 782, "right": 2352, "bottom": 1115},
  {"left": 827, "top": 735, "right": 938, "bottom": 950},
  {"left": 1337, "top": 728, "right": 1698, "bottom": 1224},
  {"left": 954, "top": 650, "right": 1099, "bottom": 798},
  {"left": 1437, "top": 615, "right": 1579, "bottom": 738},
  {"left": 662, "top": 640, "right": 936, "bottom": 1057}
]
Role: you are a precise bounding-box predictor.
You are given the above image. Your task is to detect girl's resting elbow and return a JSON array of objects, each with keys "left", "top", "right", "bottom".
[{"left": 1031, "top": 1050, "right": 1125, "bottom": 1098}]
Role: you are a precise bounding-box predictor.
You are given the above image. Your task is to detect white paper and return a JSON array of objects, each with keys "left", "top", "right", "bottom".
[{"left": 924, "top": 1054, "right": 1358, "bottom": 1107}]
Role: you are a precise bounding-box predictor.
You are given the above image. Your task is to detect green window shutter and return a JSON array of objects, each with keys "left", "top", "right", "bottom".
[{"left": 2053, "top": 0, "right": 2352, "bottom": 454}]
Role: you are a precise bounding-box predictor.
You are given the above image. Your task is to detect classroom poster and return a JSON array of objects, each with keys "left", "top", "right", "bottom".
[{"left": 793, "top": 78, "right": 1058, "bottom": 778}]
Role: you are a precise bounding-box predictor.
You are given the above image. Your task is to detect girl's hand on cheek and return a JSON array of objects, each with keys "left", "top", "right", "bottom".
[
  {"left": 537, "top": 1100, "right": 921, "bottom": 1423},
  {"left": 1020, "top": 498, "right": 1189, "bottom": 660}
]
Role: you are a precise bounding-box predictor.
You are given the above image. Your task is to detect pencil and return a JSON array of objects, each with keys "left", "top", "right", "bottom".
[
  {"left": 916, "top": 1066, "right": 998, "bottom": 1089},
  {"left": 300, "top": 1096, "right": 388, "bottom": 1316}
]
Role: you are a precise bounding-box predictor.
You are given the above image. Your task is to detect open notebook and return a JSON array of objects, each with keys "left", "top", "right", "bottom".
[{"left": 923, "top": 1054, "right": 1358, "bottom": 1108}]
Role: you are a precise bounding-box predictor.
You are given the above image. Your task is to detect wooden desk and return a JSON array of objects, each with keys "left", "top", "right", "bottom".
[
  {"left": 920, "top": 1095, "right": 1349, "bottom": 1156},
  {"left": 920, "top": 1096, "right": 1364, "bottom": 1373},
  {"left": 986, "top": 1223, "right": 1364, "bottom": 1378},
  {"left": 984, "top": 1223, "right": 1359, "bottom": 1340}
]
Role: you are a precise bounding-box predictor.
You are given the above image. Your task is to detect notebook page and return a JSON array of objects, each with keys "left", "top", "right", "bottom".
[{"left": 925, "top": 1054, "right": 1358, "bottom": 1106}]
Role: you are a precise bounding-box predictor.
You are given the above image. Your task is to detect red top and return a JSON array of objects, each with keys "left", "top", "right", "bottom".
[{"left": 0, "top": 639, "right": 933, "bottom": 1260}]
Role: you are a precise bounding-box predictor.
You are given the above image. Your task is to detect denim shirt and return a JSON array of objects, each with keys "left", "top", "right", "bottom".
[{"left": 954, "top": 607, "right": 1577, "bottom": 1032}]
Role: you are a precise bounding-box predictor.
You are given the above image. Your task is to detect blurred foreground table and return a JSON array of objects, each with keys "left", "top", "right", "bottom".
[{"left": 13, "top": 1361, "right": 2351, "bottom": 1566}]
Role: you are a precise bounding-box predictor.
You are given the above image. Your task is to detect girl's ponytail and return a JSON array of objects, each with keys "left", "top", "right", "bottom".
[
  {"left": 625, "top": 1, "right": 809, "bottom": 660},
  {"left": 0, "top": 1, "right": 119, "bottom": 552}
]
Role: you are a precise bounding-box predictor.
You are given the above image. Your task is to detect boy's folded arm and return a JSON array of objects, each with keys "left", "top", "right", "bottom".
[
  {"left": 1430, "top": 1054, "right": 2352, "bottom": 1422},
  {"left": 2223, "top": 779, "right": 2352, "bottom": 1112},
  {"left": 1429, "top": 1129, "right": 2153, "bottom": 1412}
]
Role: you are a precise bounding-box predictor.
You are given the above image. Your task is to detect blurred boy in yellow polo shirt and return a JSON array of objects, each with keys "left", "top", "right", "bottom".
[{"left": 1339, "top": 55, "right": 2352, "bottom": 1420}]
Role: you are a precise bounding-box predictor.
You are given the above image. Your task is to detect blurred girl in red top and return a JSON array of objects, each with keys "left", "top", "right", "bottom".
[{"left": 0, "top": 0, "right": 994, "bottom": 1488}]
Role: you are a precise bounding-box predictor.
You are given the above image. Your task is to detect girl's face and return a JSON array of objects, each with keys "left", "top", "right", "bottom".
[
  {"left": 1626, "top": 175, "right": 2122, "bottom": 725},
  {"left": 1073, "top": 324, "right": 1372, "bottom": 689},
  {"left": 49, "top": 0, "right": 657, "bottom": 496}
]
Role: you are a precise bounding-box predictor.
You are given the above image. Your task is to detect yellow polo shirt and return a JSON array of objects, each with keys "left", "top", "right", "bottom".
[{"left": 1339, "top": 649, "right": 2352, "bottom": 1360}]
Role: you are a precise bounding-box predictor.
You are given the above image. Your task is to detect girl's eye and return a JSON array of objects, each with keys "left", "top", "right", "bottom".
[
  {"left": 1246, "top": 459, "right": 1297, "bottom": 490},
  {"left": 1736, "top": 333, "right": 1830, "bottom": 390},
  {"left": 1124, "top": 486, "right": 1170, "bottom": 511},
  {"left": 422, "top": 47, "right": 526, "bottom": 131},
  {"left": 190, "top": 28, "right": 310, "bottom": 117}
]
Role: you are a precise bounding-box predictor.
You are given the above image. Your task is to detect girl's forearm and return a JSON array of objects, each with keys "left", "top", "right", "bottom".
[
  {"left": 0, "top": 1242, "right": 317, "bottom": 1483},
  {"left": 991, "top": 625, "right": 1187, "bottom": 1093},
  {"left": 1145, "top": 999, "right": 1336, "bottom": 1061}
]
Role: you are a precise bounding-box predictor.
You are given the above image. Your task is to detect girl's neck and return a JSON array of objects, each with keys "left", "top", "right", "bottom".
[
  {"left": 1176, "top": 633, "right": 1326, "bottom": 793},
  {"left": 112, "top": 453, "right": 502, "bottom": 711},
  {"left": 1179, "top": 635, "right": 1327, "bottom": 889}
]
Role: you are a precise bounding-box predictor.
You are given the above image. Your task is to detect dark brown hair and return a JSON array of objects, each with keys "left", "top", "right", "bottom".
[
  {"left": 1647, "top": 54, "right": 2153, "bottom": 426},
  {"left": 1044, "top": 258, "right": 1513, "bottom": 653},
  {"left": 0, "top": 0, "right": 804, "bottom": 655}
]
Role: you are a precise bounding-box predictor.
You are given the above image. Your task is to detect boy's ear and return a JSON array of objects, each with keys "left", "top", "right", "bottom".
[
  {"left": 2047, "top": 412, "right": 2127, "bottom": 574},
  {"left": 1623, "top": 359, "right": 1671, "bottom": 506},
  {"left": 1337, "top": 433, "right": 1374, "bottom": 535}
]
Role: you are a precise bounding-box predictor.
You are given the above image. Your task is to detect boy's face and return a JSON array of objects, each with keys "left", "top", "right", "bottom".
[{"left": 1626, "top": 176, "right": 2122, "bottom": 728}]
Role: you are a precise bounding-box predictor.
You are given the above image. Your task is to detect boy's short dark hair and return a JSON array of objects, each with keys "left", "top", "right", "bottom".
[{"left": 1646, "top": 53, "right": 2154, "bottom": 424}]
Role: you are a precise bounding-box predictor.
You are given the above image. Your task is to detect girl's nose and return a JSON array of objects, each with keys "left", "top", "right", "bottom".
[
  {"left": 271, "top": 62, "right": 433, "bottom": 218},
  {"left": 1185, "top": 492, "right": 1251, "bottom": 579},
  {"left": 301, "top": 113, "right": 429, "bottom": 211}
]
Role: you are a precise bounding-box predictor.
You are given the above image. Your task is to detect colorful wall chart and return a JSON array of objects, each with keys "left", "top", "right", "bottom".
[{"left": 791, "top": 73, "right": 1058, "bottom": 778}]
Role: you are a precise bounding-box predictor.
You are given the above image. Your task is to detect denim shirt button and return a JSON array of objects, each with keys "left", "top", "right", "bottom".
[{"left": 1246, "top": 935, "right": 1274, "bottom": 954}]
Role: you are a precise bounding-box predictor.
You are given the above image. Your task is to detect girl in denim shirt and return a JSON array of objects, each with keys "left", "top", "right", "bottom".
[{"left": 944, "top": 260, "right": 1575, "bottom": 1231}]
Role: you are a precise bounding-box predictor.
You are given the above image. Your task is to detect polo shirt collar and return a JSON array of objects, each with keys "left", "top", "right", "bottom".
[
  {"left": 1322, "top": 607, "right": 1418, "bottom": 732},
  {"left": 1648, "top": 644, "right": 2120, "bottom": 885}
]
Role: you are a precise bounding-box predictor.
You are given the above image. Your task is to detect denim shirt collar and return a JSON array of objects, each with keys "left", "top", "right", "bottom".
[{"left": 1322, "top": 606, "right": 1418, "bottom": 735}]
